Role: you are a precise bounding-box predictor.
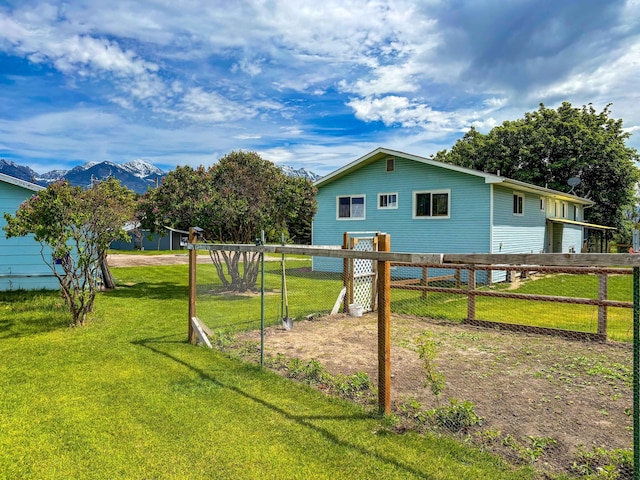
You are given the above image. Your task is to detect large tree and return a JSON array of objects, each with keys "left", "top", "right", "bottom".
[
  {"left": 3, "top": 178, "right": 136, "bottom": 326},
  {"left": 432, "top": 103, "right": 640, "bottom": 235},
  {"left": 137, "top": 151, "right": 317, "bottom": 291}
]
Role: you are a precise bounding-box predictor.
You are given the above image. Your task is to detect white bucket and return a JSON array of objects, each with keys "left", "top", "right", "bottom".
[{"left": 348, "top": 303, "right": 363, "bottom": 317}]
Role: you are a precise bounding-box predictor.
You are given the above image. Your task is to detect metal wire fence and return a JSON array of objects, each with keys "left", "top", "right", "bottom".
[{"left": 189, "top": 241, "right": 638, "bottom": 479}]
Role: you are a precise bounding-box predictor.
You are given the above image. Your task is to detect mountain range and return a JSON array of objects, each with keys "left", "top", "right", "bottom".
[{"left": 0, "top": 158, "right": 321, "bottom": 194}]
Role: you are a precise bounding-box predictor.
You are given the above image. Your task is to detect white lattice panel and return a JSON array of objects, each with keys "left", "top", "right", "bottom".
[
  {"left": 351, "top": 237, "right": 375, "bottom": 312},
  {"left": 353, "top": 276, "right": 374, "bottom": 311}
]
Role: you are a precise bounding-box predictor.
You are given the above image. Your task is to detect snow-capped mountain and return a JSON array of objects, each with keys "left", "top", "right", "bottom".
[
  {"left": 0, "top": 159, "right": 40, "bottom": 183},
  {"left": 121, "top": 159, "right": 164, "bottom": 178},
  {"left": 280, "top": 165, "right": 322, "bottom": 182},
  {"left": 1, "top": 158, "right": 321, "bottom": 193}
]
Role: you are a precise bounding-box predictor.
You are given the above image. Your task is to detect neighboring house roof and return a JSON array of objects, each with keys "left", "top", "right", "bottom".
[
  {"left": 315, "top": 147, "right": 595, "bottom": 206},
  {"left": 0, "top": 172, "right": 44, "bottom": 192}
]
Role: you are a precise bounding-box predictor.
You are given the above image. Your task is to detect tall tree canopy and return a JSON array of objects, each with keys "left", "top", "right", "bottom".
[
  {"left": 137, "top": 151, "right": 317, "bottom": 291},
  {"left": 432, "top": 103, "right": 640, "bottom": 234},
  {"left": 4, "top": 178, "right": 135, "bottom": 326}
]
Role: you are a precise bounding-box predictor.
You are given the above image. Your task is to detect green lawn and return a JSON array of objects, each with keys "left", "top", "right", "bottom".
[{"left": 0, "top": 264, "right": 533, "bottom": 480}]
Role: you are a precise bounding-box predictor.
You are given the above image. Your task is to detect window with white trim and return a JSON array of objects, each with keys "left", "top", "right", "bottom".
[
  {"left": 562, "top": 202, "right": 568, "bottom": 218},
  {"left": 513, "top": 193, "right": 524, "bottom": 215},
  {"left": 573, "top": 205, "right": 579, "bottom": 221},
  {"left": 539, "top": 197, "right": 545, "bottom": 211},
  {"left": 378, "top": 193, "right": 398, "bottom": 209},
  {"left": 413, "top": 190, "right": 450, "bottom": 218},
  {"left": 337, "top": 195, "right": 365, "bottom": 220}
]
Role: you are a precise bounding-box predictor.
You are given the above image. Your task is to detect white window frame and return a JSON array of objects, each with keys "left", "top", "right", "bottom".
[
  {"left": 378, "top": 192, "right": 398, "bottom": 210},
  {"left": 513, "top": 193, "right": 524, "bottom": 216},
  {"left": 412, "top": 189, "right": 450, "bottom": 219},
  {"left": 562, "top": 202, "right": 568, "bottom": 218},
  {"left": 573, "top": 205, "right": 579, "bottom": 221},
  {"left": 336, "top": 195, "right": 366, "bottom": 220},
  {"left": 539, "top": 197, "right": 545, "bottom": 211}
]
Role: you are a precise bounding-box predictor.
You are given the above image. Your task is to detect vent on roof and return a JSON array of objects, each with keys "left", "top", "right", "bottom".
[{"left": 386, "top": 157, "right": 395, "bottom": 172}]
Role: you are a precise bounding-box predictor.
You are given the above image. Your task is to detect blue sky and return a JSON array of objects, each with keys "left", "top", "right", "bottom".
[{"left": 0, "top": 0, "right": 639, "bottom": 176}]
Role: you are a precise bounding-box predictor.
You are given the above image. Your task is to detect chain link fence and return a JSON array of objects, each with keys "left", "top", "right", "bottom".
[{"left": 189, "top": 240, "right": 637, "bottom": 479}]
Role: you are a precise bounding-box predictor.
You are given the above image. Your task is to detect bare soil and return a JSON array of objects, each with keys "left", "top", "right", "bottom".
[
  {"left": 107, "top": 253, "right": 204, "bottom": 267},
  {"left": 236, "top": 314, "right": 633, "bottom": 477}
]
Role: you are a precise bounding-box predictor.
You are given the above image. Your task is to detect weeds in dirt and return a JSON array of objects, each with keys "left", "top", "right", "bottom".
[
  {"left": 570, "top": 445, "right": 633, "bottom": 479},
  {"left": 428, "top": 398, "right": 483, "bottom": 433},
  {"left": 501, "top": 435, "right": 558, "bottom": 465},
  {"left": 416, "top": 331, "right": 445, "bottom": 401},
  {"left": 268, "top": 357, "right": 377, "bottom": 403}
]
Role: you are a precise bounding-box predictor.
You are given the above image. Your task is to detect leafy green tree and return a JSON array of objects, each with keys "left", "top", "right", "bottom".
[
  {"left": 3, "top": 178, "right": 136, "bottom": 326},
  {"left": 137, "top": 151, "right": 317, "bottom": 291},
  {"left": 433, "top": 103, "right": 640, "bottom": 235}
]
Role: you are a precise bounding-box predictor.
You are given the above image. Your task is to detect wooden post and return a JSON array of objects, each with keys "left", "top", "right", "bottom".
[
  {"left": 421, "top": 266, "right": 428, "bottom": 300},
  {"left": 342, "top": 233, "right": 349, "bottom": 313},
  {"left": 598, "top": 273, "right": 608, "bottom": 338},
  {"left": 467, "top": 267, "right": 476, "bottom": 322},
  {"left": 455, "top": 268, "right": 461, "bottom": 288},
  {"left": 377, "top": 233, "right": 391, "bottom": 415},
  {"left": 188, "top": 227, "right": 198, "bottom": 344}
]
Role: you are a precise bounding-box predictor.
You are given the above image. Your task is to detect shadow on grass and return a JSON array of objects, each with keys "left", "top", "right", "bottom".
[
  {"left": 0, "top": 290, "right": 70, "bottom": 339},
  {"left": 103, "top": 281, "right": 188, "bottom": 301},
  {"left": 133, "top": 335, "right": 436, "bottom": 480}
]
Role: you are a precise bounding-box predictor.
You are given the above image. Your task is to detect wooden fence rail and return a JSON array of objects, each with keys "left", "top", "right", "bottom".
[{"left": 390, "top": 262, "right": 633, "bottom": 342}]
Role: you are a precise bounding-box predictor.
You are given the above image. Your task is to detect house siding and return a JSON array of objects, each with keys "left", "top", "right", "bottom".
[
  {"left": 0, "top": 180, "right": 59, "bottom": 290},
  {"left": 313, "top": 156, "right": 491, "bottom": 272},
  {"left": 491, "top": 186, "right": 547, "bottom": 254}
]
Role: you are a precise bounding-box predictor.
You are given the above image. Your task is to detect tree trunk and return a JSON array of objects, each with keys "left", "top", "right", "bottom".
[{"left": 100, "top": 253, "right": 116, "bottom": 290}]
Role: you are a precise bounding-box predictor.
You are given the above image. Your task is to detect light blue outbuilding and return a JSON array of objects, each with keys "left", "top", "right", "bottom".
[
  {"left": 312, "top": 148, "right": 613, "bottom": 277},
  {"left": 0, "top": 173, "right": 59, "bottom": 290}
]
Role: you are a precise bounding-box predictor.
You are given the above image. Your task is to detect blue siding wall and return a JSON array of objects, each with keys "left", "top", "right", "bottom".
[
  {"left": 562, "top": 225, "right": 583, "bottom": 253},
  {"left": 313, "top": 156, "right": 492, "bottom": 271},
  {"left": 0, "top": 181, "right": 59, "bottom": 290},
  {"left": 492, "top": 186, "right": 547, "bottom": 254}
]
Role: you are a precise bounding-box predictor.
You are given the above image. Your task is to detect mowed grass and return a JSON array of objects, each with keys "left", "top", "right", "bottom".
[{"left": 0, "top": 264, "right": 533, "bottom": 480}]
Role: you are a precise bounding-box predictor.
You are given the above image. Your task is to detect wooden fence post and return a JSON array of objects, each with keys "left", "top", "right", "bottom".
[
  {"left": 467, "top": 267, "right": 476, "bottom": 322},
  {"left": 188, "top": 227, "right": 198, "bottom": 344},
  {"left": 598, "top": 273, "right": 608, "bottom": 338},
  {"left": 342, "top": 233, "right": 349, "bottom": 313},
  {"left": 377, "top": 233, "right": 391, "bottom": 415},
  {"left": 421, "top": 266, "right": 428, "bottom": 300}
]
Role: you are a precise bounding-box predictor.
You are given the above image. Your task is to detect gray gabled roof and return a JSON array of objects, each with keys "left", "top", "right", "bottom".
[
  {"left": 0, "top": 172, "right": 45, "bottom": 192},
  {"left": 314, "top": 147, "right": 594, "bottom": 205}
]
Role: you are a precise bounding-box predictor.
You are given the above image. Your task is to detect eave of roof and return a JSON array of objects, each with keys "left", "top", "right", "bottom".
[
  {"left": 547, "top": 217, "right": 616, "bottom": 231},
  {"left": 314, "top": 147, "right": 594, "bottom": 206},
  {"left": 0, "top": 172, "right": 44, "bottom": 192}
]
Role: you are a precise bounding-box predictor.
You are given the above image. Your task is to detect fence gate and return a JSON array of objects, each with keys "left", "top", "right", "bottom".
[{"left": 343, "top": 232, "right": 379, "bottom": 313}]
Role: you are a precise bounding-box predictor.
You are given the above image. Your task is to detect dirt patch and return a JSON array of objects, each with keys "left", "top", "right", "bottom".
[
  {"left": 107, "top": 253, "right": 280, "bottom": 267},
  {"left": 234, "top": 313, "right": 633, "bottom": 476}
]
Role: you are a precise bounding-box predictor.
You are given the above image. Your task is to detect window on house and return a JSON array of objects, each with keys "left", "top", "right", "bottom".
[
  {"left": 573, "top": 205, "right": 579, "bottom": 221},
  {"left": 378, "top": 193, "right": 398, "bottom": 209},
  {"left": 554, "top": 201, "right": 560, "bottom": 217},
  {"left": 539, "top": 197, "right": 545, "bottom": 211},
  {"left": 413, "top": 190, "right": 450, "bottom": 218},
  {"left": 337, "top": 195, "right": 365, "bottom": 219},
  {"left": 513, "top": 193, "right": 524, "bottom": 215},
  {"left": 562, "top": 202, "right": 568, "bottom": 218},
  {"left": 386, "top": 157, "right": 395, "bottom": 172}
]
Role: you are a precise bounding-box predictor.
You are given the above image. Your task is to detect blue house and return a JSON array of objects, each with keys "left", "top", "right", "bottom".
[
  {"left": 312, "top": 148, "right": 611, "bottom": 277},
  {"left": 0, "top": 173, "right": 59, "bottom": 290}
]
